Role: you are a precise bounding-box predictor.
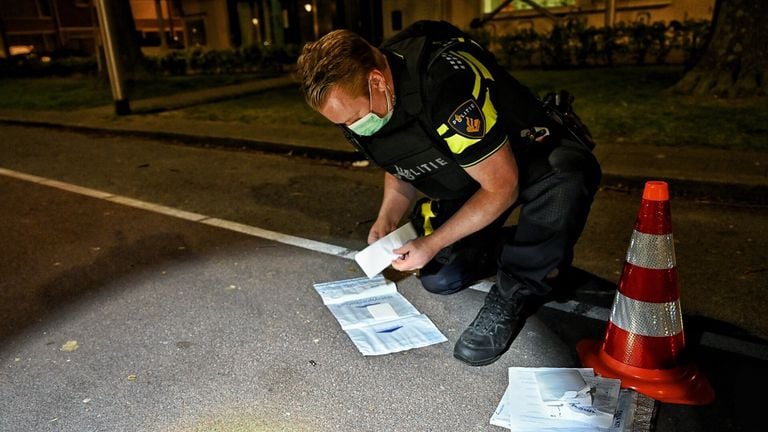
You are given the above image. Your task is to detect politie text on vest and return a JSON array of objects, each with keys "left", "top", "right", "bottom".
[{"left": 392, "top": 157, "right": 450, "bottom": 181}]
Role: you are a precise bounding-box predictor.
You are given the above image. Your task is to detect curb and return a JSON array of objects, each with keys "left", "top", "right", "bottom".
[
  {"left": 600, "top": 174, "right": 768, "bottom": 206},
  {"left": 2, "top": 117, "right": 766, "bottom": 206},
  {"left": 0, "top": 117, "right": 363, "bottom": 162}
]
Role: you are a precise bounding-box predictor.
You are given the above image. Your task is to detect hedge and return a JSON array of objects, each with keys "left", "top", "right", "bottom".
[
  {"left": 1, "top": 19, "right": 710, "bottom": 78},
  {"left": 479, "top": 19, "right": 711, "bottom": 69},
  {"left": 0, "top": 43, "right": 299, "bottom": 78},
  {"left": 146, "top": 43, "right": 300, "bottom": 76}
]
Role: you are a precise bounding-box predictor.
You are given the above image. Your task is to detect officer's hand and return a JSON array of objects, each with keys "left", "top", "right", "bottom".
[
  {"left": 391, "top": 237, "right": 439, "bottom": 272},
  {"left": 367, "top": 218, "right": 397, "bottom": 244}
]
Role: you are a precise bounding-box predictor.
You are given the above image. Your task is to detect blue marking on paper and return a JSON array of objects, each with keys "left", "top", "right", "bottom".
[
  {"left": 376, "top": 326, "right": 403, "bottom": 334},
  {"left": 346, "top": 315, "right": 447, "bottom": 356}
]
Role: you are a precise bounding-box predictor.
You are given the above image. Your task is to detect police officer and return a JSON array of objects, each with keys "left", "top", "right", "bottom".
[{"left": 296, "top": 21, "right": 601, "bottom": 366}]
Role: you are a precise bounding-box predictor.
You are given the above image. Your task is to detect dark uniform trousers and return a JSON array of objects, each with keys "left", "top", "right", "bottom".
[{"left": 416, "top": 139, "right": 602, "bottom": 301}]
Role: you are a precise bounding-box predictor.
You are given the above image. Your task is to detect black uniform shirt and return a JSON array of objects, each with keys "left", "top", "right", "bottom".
[{"left": 424, "top": 46, "right": 508, "bottom": 168}]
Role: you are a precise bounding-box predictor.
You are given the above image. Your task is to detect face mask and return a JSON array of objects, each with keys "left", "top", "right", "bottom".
[{"left": 348, "top": 80, "right": 393, "bottom": 136}]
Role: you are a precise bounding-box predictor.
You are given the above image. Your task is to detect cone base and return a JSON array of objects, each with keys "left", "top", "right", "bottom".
[{"left": 577, "top": 339, "right": 715, "bottom": 405}]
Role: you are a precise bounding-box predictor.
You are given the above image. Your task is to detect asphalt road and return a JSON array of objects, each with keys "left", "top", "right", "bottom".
[
  {"left": 1, "top": 124, "right": 766, "bottom": 431},
  {"left": 1, "top": 124, "right": 765, "bottom": 339}
]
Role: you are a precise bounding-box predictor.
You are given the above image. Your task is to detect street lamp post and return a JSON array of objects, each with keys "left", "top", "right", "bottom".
[
  {"left": 94, "top": 0, "right": 130, "bottom": 115},
  {"left": 311, "top": 0, "right": 319, "bottom": 40},
  {"left": 605, "top": 0, "right": 617, "bottom": 28},
  {"left": 154, "top": 0, "right": 168, "bottom": 49}
]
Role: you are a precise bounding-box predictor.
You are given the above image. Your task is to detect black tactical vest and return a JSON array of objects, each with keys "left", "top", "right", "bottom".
[{"left": 342, "top": 21, "right": 563, "bottom": 200}]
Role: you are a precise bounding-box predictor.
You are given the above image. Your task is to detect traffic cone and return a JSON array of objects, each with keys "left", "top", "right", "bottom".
[{"left": 577, "top": 181, "right": 715, "bottom": 405}]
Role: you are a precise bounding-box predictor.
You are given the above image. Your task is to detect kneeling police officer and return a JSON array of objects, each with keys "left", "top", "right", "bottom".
[{"left": 297, "top": 21, "right": 601, "bottom": 366}]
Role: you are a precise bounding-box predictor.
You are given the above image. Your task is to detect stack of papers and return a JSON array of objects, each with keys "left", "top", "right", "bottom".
[
  {"left": 491, "top": 367, "right": 636, "bottom": 431},
  {"left": 313, "top": 275, "right": 447, "bottom": 355}
]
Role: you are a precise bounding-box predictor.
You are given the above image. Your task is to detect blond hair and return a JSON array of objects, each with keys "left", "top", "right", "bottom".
[{"left": 297, "top": 29, "right": 387, "bottom": 110}]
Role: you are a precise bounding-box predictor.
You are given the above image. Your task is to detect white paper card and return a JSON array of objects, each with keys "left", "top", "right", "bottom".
[
  {"left": 354, "top": 223, "right": 418, "bottom": 278},
  {"left": 325, "top": 293, "right": 420, "bottom": 330},
  {"left": 367, "top": 302, "right": 399, "bottom": 321},
  {"left": 535, "top": 369, "right": 592, "bottom": 405}
]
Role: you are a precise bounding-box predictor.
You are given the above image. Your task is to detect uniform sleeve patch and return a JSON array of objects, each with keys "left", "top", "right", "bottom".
[{"left": 447, "top": 99, "right": 485, "bottom": 139}]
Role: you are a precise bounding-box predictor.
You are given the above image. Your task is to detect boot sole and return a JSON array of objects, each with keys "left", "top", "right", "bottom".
[{"left": 453, "top": 351, "right": 505, "bottom": 367}]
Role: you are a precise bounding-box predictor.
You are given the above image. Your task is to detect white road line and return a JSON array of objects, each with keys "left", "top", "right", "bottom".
[
  {"left": 700, "top": 332, "right": 768, "bottom": 361},
  {"left": 0, "top": 168, "right": 48, "bottom": 184},
  {"left": 2, "top": 167, "right": 765, "bottom": 360},
  {"left": 107, "top": 195, "right": 210, "bottom": 221},
  {"left": 40, "top": 179, "right": 114, "bottom": 199},
  {"left": 0, "top": 167, "right": 356, "bottom": 259},
  {"left": 203, "top": 217, "right": 357, "bottom": 259},
  {"left": 545, "top": 300, "right": 612, "bottom": 322}
]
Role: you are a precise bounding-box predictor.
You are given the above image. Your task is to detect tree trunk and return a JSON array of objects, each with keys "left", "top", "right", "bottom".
[{"left": 674, "top": 0, "right": 767, "bottom": 98}]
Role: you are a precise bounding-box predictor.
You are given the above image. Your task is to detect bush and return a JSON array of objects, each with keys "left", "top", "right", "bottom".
[
  {"left": 0, "top": 54, "right": 97, "bottom": 78},
  {"left": 261, "top": 43, "right": 300, "bottom": 72},
  {"left": 146, "top": 44, "right": 296, "bottom": 76},
  {"left": 673, "top": 19, "right": 711, "bottom": 67},
  {"left": 0, "top": 42, "right": 296, "bottom": 78},
  {"left": 540, "top": 23, "right": 572, "bottom": 68},
  {"left": 158, "top": 51, "right": 187, "bottom": 76},
  {"left": 186, "top": 48, "right": 205, "bottom": 74},
  {"left": 648, "top": 21, "right": 674, "bottom": 64},
  {"left": 498, "top": 28, "right": 539, "bottom": 68},
  {"left": 492, "top": 18, "right": 712, "bottom": 69},
  {"left": 240, "top": 44, "right": 264, "bottom": 67}
]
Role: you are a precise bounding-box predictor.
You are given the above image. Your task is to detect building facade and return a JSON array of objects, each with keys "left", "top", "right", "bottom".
[
  {"left": 0, "top": 0, "right": 715, "bottom": 59},
  {"left": 469, "top": 0, "right": 715, "bottom": 37},
  {"left": 0, "top": 0, "right": 96, "bottom": 57}
]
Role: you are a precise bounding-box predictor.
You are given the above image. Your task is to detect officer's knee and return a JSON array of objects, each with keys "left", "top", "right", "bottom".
[
  {"left": 419, "top": 272, "right": 466, "bottom": 295},
  {"left": 419, "top": 258, "right": 471, "bottom": 294},
  {"left": 548, "top": 143, "right": 601, "bottom": 193}
]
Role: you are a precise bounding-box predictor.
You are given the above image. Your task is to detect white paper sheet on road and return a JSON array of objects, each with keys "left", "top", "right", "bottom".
[
  {"left": 325, "top": 293, "right": 421, "bottom": 330},
  {"left": 492, "top": 388, "right": 637, "bottom": 432},
  {"left": 312, "top": 276, "right": 447, "bottom": 355},
  {"left": 313, "top": 275, "right": 396, "bottom": 305},
  {"left": 491, "top": 367, "right": 623, "bottom": 431},
  {"left": 345, "top": 314, "right": 448, "bottom": 356},
  {"left": 354, "top": 223, "right": 418, "bottom": 278}
]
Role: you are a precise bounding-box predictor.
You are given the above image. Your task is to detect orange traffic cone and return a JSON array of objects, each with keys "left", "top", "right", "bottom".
[{"left": 577, "top": 181, "right": 715, "bottom": 405}]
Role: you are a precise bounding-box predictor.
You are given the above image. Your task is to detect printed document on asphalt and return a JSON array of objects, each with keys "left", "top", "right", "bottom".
[
  {"left": 491, "top": 367, "right": 630, "bottom": 431},
  {"left": 312, "top": 275, "right": 447, "bottom": 355}
]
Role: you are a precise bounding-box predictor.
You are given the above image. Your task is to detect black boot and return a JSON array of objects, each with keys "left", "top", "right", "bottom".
[{"left": 453, "top": 284, "right": 528, "bottom": 366}]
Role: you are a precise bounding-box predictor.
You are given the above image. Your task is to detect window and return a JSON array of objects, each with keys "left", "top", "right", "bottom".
[
  {"left": 391, "top": 10, "right": 402, "bottom": 31},
  {"left": 483, "top": 0, "right": 576, "bottom": 13},
  {"left": 36, "top": 0, "right": 52, "bottom": 17},
  {"left": 186, "top": 19, "right": 207, "bottom": 46},
  {"left": 0, "top": 0, "right": 39, "bottom": 17}
]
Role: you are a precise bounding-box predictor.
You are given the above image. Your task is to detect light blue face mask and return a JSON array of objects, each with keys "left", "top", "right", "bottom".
[{"left": 348, "top": 80, "right": 393, "bottom": 136}]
